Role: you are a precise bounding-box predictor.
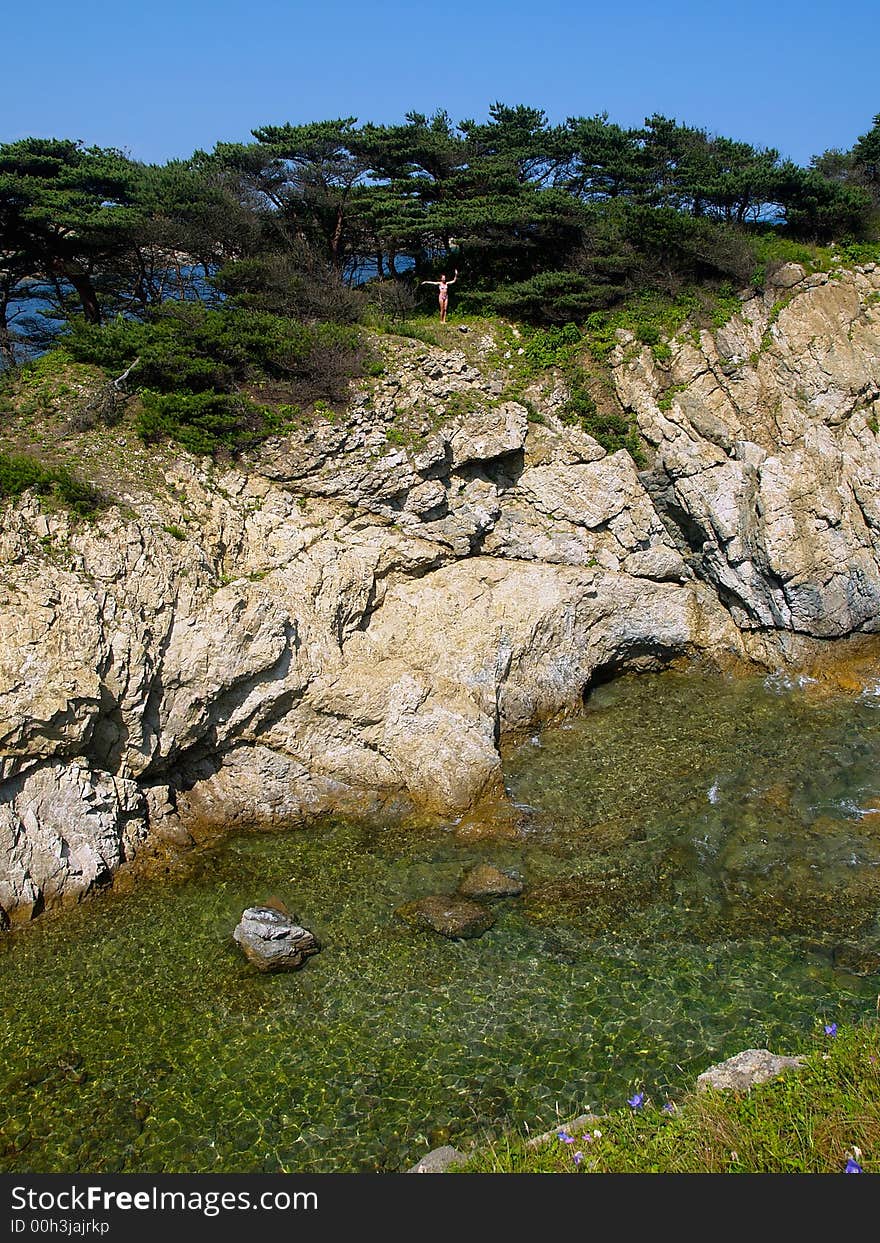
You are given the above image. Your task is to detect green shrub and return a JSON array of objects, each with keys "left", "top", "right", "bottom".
[
  {"left": 136, "top": 391, "right": 250, "bottom": 456},
  {"left": 584, "top": 284, "right": 743, "bottom": 365},
  {"left": 561, "top": 367, "right": 644, "bottom": 462},
  {"left": 652, "top": 341, "right": 673, "bottom": 364},
  {"left": 487, "top": 271, "right": 626, "bottom": 325},
  {"left": 0, "top": 451, "right": 102, "bottom": 517},
  {"left": 63, "top": 304, "right": 366, "bottom": 454},
  {"left": 66, "top": 305, "right": 364, "bottom": 395}
]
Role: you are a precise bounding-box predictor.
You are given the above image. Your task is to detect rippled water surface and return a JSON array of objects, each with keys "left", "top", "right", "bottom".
[{"left": 2, "top": 667, "right": 880, "bottom": 1172}]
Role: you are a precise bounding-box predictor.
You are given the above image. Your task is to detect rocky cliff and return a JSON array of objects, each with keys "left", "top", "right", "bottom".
[{"left": 2, "top": 260, "right": 879, "bottom": 924}]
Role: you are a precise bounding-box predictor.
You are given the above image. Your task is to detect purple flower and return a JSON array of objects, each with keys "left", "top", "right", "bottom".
[
  {"left": 557, "top": 1129, "right": 575, "bottom": 1144},
  {"left": 573, "top": 1151, "right": 583, "bottom": 1165},
  {"left": 824, "top": 1023, "right": 838, "bottom": 1037},
  {"left": 627, "top": 1092, "right": 645, "bottom": 1110},
  {"left": 661, "top": 1101, "right": 676, "bottom": 1115},
  {"left": 845, "top": 1158, "right": 863, "bottom": 1174}
]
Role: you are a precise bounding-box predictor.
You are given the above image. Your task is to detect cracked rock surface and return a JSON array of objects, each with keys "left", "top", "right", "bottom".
[{"left": 2, "top": 264, "right": 879, "bottom": 923}]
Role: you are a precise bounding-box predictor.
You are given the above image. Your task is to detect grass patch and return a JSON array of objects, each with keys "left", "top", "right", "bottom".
[
  {"left": 583, "top": 283, "right": 743, "bottom": 365},
  {"left": 489, "top": 321, "right": 582, "bottom": 381},
  {"left": 560, "top": 367, "right": 644, "bottom": 462},
  {"left": 458, "top": 1020, "right": 879, "bottom": 1174},
  {"left": 366, "top": 312, "right": 440, "bottom": 347},
  {"left": 0, "top": 350, "right": 106, "bottom": 420}
]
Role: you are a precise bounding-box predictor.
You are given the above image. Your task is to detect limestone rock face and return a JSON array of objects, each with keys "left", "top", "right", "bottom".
[
  {"left": 612, "top": 264, "right": 880, "bottom": 636},
  {"left": 696, "top": 1049, "right": 806, "bottom": 1093},
  {"left": 0, "top": 761, "right": 146, "bottom": 924},
  {"left": 2, "top": 265, "right": 880, "bottom": 923},
  {"left": 232, "top": 907, "right": 320, "bottom": 972}
]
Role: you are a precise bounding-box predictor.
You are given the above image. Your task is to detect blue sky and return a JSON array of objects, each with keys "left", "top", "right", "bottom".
[{"left": 4, "top": 0, "right": 877, "bottom": 164}]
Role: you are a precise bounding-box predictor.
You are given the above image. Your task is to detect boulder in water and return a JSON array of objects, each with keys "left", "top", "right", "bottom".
[
  {"left": 395, "top": 895, "right": 495, "bottom": 939},
  {"left": 457, "top": 863, "right": 523, "bottom": 899},
  {"left": 233, "top": 906, "right": 320, "bottom": 972}
]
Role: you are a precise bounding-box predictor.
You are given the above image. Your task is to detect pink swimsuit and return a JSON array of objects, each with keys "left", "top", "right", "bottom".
[{"left": 438, "top": 282, "right": 448, "bottom": 304}]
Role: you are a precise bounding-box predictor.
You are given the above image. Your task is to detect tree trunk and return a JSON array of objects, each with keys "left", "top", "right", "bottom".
[
  {"left": 0, "top": 311, "right": 15, "bottom": 368},
  {"left": 330, "top": 206, "right": 345, "bottom": 269},
  {"left": 64, "top": 268, "right": 101, "bottom": 324}
]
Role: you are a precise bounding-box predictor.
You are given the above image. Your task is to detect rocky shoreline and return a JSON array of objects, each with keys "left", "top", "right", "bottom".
[
  {"left": 2, "top": 261, "right": 880, "bottom": 926},
  {"left": 406, "top": 1047, "right": 811, "bottom": 1172}
]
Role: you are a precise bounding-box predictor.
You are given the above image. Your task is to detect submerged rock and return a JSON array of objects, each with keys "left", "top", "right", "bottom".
[
  {"left": 457, "top": 863, "right": 523, "bottom": 899},
  {"left": 832, "top": 940, "right": 880, "bottom": 976},
  {"left": 233, "top": 906, "right": 320, "bottom": 972},
  {"left": 395, "top": 895, "right": 495, "bottom": 939},
  {"left": 696, "top": 1048, "right": 805, "bottom": 1093}
]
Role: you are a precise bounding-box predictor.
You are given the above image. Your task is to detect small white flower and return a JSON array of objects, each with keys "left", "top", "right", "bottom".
[
  {"left": 852, "top": 1145, "right": 863, "bottom": 1160},
  {"left": 593, "top": 1129, "right": 602, "bottom": 1139}
]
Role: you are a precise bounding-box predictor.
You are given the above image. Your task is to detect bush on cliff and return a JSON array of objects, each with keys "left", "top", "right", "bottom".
[
  {"left": 63, "top": 304, "right": 367, "bottom": 454},
  {"left": 0, "top": 450, "right": 102, "bottom": 517}
]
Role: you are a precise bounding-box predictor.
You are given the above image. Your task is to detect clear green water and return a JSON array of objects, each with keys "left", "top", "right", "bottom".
[{"left": 2, "top": 667, "right": 880, "bottom": 1173}]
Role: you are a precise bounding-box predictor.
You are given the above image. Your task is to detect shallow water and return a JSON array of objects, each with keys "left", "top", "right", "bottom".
[{"left": 2, "top": 666, "right": 880, "bottom": 1172}]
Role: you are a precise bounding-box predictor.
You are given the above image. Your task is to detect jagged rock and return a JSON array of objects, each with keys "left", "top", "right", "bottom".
[
  {"left": 622, "top": 548, "right": 689, "bottom": 583},
  {"left": 449, "top": 401, "right": 528, "bottom": 467},
  {"left": 232, "top": 906, "right": 320, "bottom": 972},
  {"left": 406, "top": 1145, "right": 467, "bottom": 1172},
  {"left": 457, "top": 863, "right": 523, "bottom": 899},
  {"left": 395, "top": 895, "right": 495, "bottom": 939},
  {"left": 617, "top": 265, "right": 880, "bottom": 636},
  {"left": 696, "top": 1049, "right": 806, "bottom": 1093},
  {"left": 0, "top": 761, "right": 147, "bottom": 924},
  {"left": 143, "top": 784, "right": 192, "bottom": 847},
  {"left": 404, "top": 478, "right": 447, "bottom": 516}
]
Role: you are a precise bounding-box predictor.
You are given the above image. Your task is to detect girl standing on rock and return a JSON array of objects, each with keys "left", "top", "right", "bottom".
[{"left": 421, "top": 270, "right": 458, "bottom": 322}]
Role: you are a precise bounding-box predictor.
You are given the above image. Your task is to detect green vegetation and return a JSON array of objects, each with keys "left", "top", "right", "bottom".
[
  {"left": 442, "top": 390, "right": 481, "bottom": 419},
  {"left": 657, "top": 383, "right": 688, "bottom": 412},
  {"left": 584, "top": 284, "right": 742, "bottom": 364},
  {"left": 0, "top": 451, "right": 102, "bottom": 517},
  {"left": 63, "top": 305, "right": 363, "bottom": 454},
  {"left": 560, "top": 367, "right": 643, "bottom": 461},
  {"left": 1, "top": 106, "right": 878, "bottom": 469},
  {"left": 2, "top": 107, "right": 878, "bottom": 367},
  {"left": 459, "top": 1020, "right": 879, "bottom": 1173}
]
